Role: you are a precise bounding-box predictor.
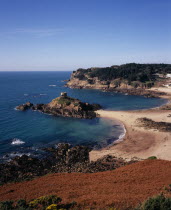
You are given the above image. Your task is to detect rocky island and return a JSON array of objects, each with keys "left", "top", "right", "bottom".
[{"left": 16, "top": 92, "right": 101, "bottom": 119}]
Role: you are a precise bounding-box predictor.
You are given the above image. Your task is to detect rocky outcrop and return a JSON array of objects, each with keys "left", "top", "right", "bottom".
[
  {"left": 112, "top": 88, "right": 166, "bottom": 98},
  {"left": 0, "top": 143, "right": 136, "bottom": 185},
  {"left": 16, "top": 93, "right": 101, "bottom": 119},
  {"left": 137, "top": 117, "right": 171, "bottom": 132},
  {"left": 66, "top": 72, "right": 110, "bottom": 90},
  {"left": 16, "top": 102, "right": 33, "bottom": 111},
  {"left": 160, "top": 104, "right": 171, "bottom": 110}
]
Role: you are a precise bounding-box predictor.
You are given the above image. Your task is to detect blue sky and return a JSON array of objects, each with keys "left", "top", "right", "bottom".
[{"left": 0, "top": 0, "right": 170, "bottom": 71}]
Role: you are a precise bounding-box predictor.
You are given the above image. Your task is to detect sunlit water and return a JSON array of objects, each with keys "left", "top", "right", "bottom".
[{"left": 0, "top": 71, "right": 167, "bottom": 161}]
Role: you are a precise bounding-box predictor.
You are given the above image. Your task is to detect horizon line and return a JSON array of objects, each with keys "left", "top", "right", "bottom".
[{"left": 0, "top": 62, "right": 171, "bottom": 72}]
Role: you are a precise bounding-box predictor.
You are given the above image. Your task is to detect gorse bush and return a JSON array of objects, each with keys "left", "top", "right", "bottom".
[
  {"left": 0, "top": 195, "right": 76, "bottom": 210},
  {"left": 29, "top": 195, "right": 62, "bottom": 208},
  {"left": 46, "top": 204, "right": 58, "bottom": 210},
  {"left": 136, "top": 194, "right": 171, "bottom": 210}
]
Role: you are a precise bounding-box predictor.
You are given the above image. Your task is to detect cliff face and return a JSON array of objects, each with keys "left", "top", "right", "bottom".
[
  {"left": 66, "top": 69, "right": 147, "bottom": 91},
  {"left": 66, "top": 69, "right": 111, "bottom": 89},
  {"left": 16, "top": 93, "right": 101, "bottom": 119},
  {"left": 66, "top": 67, "right": 143, "bottom": 90}
]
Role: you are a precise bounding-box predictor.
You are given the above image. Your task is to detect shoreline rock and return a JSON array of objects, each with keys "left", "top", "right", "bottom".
[
  {"left": 137, "top": 117, "right": 171, "bottom": 132},
  {"left": 66, "top": 84, "right": 166, "bottom": 98},
  {"left": 16, "top": 102, "right": 33, "bottom": 111}
]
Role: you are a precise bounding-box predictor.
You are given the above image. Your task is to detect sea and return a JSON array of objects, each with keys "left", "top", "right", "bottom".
[{"left": 0, "top": 71, "right": 167, "bottom": 161}]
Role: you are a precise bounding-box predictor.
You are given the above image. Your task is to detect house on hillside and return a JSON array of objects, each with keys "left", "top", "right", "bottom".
[
  {"left": 166, "top": 74, "right": 171, "bottom": 78},
  {"left": 163, "top": 83, "right": 171, "bottom": 88}
]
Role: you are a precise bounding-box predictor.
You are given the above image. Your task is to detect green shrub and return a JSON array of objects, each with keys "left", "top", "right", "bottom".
[
  {"left": 56, "top": 97, "right": 76, "bottom": 106},
  {"left": 131, "top": 81, "right": 141, "bottom": 88},
  {"left": 164, "top": 184, "right": 171, "bottom": 192},
  {"left": 0, "top": 200, "right": 14, "bottom": 210},
  {"left": 145, "top": 81, "right": 154, "bottom": 88},
  {"left": 16, "top": 199, "right": 27, "bottom": 207},
  {"left": 136, "top": 194, "right": 171, "bottom": 210},
  {"left": 112, "top": 79, "right": 121, "bottom": 87},
  {"left": 147, "top": 156, "right": 157, "bottom": 160},
  {"left": 74, "top": 103, "right": 79, "bottom": 106},
  {"left": 65, "top": 101, "right": 71, "bottom": 106}
]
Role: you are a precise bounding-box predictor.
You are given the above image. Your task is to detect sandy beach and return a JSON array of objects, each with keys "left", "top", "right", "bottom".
[{"left": 90, "top": 87, "right": 171, "bottom": 161}]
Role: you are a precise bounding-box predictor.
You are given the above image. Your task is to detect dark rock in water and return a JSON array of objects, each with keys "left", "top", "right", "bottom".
[
  {"left": 16, "top": 93, "right": 101, "bottom": 119},
  {"left": 31, "top": 104, "right": 45, "bottom": 111},
  {"left": 0, "top": 143, "right": 137, "bottom": 185},
  {"left": 16, "top": 102, "right": 33, "bottom": 111},
  {"left": 91, "top": 103, "right": 102, "bottom": 111}
]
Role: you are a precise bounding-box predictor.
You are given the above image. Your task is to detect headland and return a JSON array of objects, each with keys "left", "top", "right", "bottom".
[{"left": 66, "top": 64, "right": 171, "bottom": 161}]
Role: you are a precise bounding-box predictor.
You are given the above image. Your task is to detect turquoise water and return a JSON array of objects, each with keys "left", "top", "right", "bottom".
[{"left": 0, "top": 71, "right": 167, "bottom": 160}]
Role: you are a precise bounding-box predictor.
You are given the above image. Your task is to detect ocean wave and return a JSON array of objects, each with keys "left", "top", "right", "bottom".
[
  {"left": 24, "top": 94, "right": 29, "bottom": 96},
  {"left": 116, "top": 125, "right": 126, "bottom": 142},
  {"left": 49, "top": 85, "right": 56, "bottom": 87},
  {"left": 2, "top": 152, "right": 31, "bottom": 162},
  {"left": 11, "top": 138, "right": 25, "bottom": 145},
  {"left": 40, "top": 93, "right": 47, "bottom": 96},
  {"left": 9, "top": 152, "right": 31, "bottom": 158}
]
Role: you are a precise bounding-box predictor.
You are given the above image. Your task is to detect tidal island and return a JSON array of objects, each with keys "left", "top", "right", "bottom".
[{"left": 16, "top": 92, "right": 101, "bottom": 119}]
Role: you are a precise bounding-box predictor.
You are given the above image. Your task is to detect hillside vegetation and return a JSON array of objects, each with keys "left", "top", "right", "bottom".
[
  {"left": 68, "top": 63, "right": 171, "bottom": 89},
  {"left": 1, "top": 159, "right": 171, "bottom": 210}
]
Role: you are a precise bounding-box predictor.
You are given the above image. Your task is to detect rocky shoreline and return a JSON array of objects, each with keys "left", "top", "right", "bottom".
[
  {"left": 66, "top": 83, "right": 166, "bottom": 98},
  {"left": 111, "top": 87, "right": 166, "bottom": 98},
  {"left": 16, "top": 92, "right": 101, "bottom": 119},
  {"left": 0, "top": 143, "right": 136, "bottom": 185},
  {"left": 66, "top": 65, "right": 169, "bottom": 98}
]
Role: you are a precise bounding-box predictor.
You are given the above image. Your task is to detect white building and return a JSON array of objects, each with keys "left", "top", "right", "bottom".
[
  {"left": 166, "top": 74, "right": 171, "bottom": 78},
  {"left": 163, "top": 84, "right": 171, "bottom": 87}
]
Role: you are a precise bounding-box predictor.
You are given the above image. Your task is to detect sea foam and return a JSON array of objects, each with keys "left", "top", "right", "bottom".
[
  {"left": 116, "top": 125, "right": 126, "bottom": 143},
  {"left": 11, "top": 138, "right": 25, "bottom": 145}
]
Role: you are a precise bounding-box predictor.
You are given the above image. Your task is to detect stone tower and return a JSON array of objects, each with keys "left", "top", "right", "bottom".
[{"left": 61, "top": 92, "right": 67, "bottom": 97}]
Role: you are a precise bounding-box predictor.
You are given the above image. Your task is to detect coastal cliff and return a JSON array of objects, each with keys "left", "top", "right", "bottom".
[
  {"left": 16, "top": 92, "right": 101, "bottom": 119},
  {"left": 66, "top": 63, "right": 171, "bottom": 97},
  {"left": 0, "top": 143, "right": 135, "bottom": 185}
]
